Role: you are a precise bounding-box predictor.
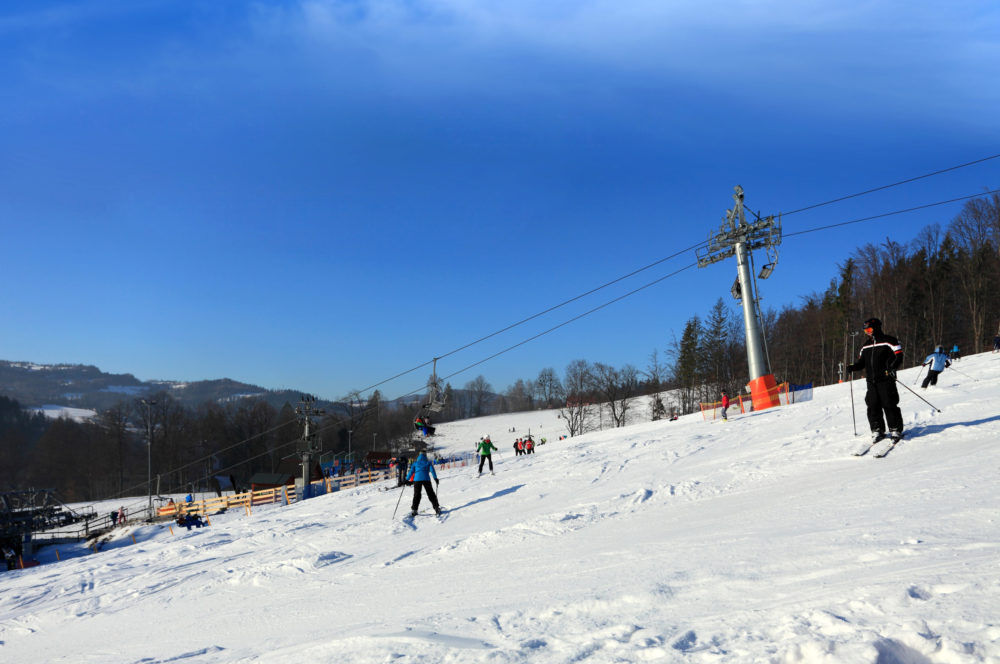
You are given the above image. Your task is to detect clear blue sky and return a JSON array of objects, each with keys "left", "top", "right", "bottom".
[{"left": 1, "top": 1, "right": 998, "bottom": 402}]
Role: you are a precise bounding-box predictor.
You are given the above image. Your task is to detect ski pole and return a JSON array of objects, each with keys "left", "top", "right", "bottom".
[
  {"left": 947, "top": 365, "right": 979, "bottom": 382},
  {"left": 392, "top": 483, "right": 406, "bottom": 519},
  {"left": 912, "top": 364, "right": 926, "bottom": 385},
  {"left": 895, "top": 378, "right": 942, "bottom": 412},
  {"left": 848, "top": 373, "right": 857, "bottom": 436}
]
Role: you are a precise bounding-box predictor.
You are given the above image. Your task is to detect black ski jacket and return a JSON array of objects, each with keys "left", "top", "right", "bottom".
[{"left": 848, "top": 331, "right": 903, "bottom": 383}]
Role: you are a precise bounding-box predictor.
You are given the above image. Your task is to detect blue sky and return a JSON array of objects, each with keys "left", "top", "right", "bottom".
[{"left": 1, "top": 1, "right": 998, "bottom": 402}]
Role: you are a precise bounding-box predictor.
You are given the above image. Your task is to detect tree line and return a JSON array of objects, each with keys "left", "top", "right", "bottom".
[
  {"left": 3, "top": 194, "right": 997, "bottom": 503},
  {"left": 670, "top": 192, "right": 1000, "bottom": 406}
]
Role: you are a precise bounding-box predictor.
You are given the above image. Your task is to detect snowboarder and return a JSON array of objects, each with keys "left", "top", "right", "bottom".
[
  {"left": 477, "top": 436, "right": 497, "bottom": 475},
  {"left": 406, "top": 451, "right": 441, "bottom": 516},
  {"left": 847, "top": 317, "right": 905, "bottom": 443},
  {"left": 920, "top": 346, "right": 951, "bottom": 389},
  {"left": 720, "top": 390, "right": 730, "bottom": 421}
]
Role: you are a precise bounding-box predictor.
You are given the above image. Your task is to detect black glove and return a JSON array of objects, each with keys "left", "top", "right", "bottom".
[{"left": 887, "top": 368, "right": 896, "bottom": 380}]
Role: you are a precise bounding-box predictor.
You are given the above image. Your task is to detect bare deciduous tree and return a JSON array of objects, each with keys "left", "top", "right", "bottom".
[
  {"left": 559, "top": 359, "right": 594, "bottom": 437},
  {"left": 464, "top": 375, "right": 493, "bottom": 417}
]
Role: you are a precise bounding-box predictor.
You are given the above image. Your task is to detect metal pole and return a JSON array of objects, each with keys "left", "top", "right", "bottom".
[
  {"left": 946, "top": 365, "right": 978, "bottom": 381},
  {"left": 848, "top": 374, "right": 857, "bottom": 436},
  {"left": 735, "top": 239, "right": 769, "bottom": 381},
  {"left": 141, "top": 399, "right": 156, "bottom": 518},
  {"left": 895, "top": 378, "right": 942, "bottom": 412},
  {"left": 392, "top": 483, "right": 406, "bottom": 519},
  {"left": 913, "top": 364, "right": 927, "bottom": 385}
]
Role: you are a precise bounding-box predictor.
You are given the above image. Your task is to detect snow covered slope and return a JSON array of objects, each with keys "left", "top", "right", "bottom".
[{"left": 2, "top": 355, "right": 999, "bottom": 663}]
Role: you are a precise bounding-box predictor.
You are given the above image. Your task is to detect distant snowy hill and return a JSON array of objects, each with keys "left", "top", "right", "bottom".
[
  {"left": 2, "top": 354, "right": 998, "bottom": 662},
  {"left": 0, "top": 360, "right": 305, "bottom": 412}
]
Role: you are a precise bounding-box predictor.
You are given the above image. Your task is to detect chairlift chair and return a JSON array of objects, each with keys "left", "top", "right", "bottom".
[{"left": 421, "top": 358, "right": 447, "bottom": 412}]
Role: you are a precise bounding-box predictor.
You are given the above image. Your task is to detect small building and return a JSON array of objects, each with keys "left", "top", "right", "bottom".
[
  {"left": 249, "top": 472, "right": 294, "bottom": 492},
  {"left": 364, "top": 451, "right": 393, "bottom": 469}
]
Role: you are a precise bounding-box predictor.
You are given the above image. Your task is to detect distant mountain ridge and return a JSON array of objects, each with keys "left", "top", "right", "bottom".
[{"left": 0, "top": 360, "right": 304, "bottom": 412}]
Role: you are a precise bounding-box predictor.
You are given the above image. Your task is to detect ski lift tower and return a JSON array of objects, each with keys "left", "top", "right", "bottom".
[
  {"left": 696, "top": 186, "right": 782, "bottom": 410},
  {"left": 295, "top": 395, "right": 325, "bottom": 500}
]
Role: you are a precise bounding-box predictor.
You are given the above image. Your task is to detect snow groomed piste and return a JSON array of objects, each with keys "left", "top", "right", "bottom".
[{"left": 1, "top": 353, "right": 999, "bottom": 662}]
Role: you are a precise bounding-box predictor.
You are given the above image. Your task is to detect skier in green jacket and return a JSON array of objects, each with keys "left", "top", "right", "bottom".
[{"left": 476, "top": 436, "right": 498, "bottom": 476}]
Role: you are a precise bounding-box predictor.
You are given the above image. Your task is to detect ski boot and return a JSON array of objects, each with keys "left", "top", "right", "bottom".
[{"left": 889, "top": 429, "right": 904, "bottom": 443}]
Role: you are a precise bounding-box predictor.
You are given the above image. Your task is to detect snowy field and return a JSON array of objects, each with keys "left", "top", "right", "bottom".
[{"left": 2, "top": 354, "right": 999, "bottom": 663}]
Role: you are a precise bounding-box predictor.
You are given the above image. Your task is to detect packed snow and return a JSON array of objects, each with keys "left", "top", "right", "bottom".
[
  {"left": 2, "top": 354, "right": 999, "bottom": 663},
  {"left": 32, "top": 404, "right": 98, "bottom": 422}
]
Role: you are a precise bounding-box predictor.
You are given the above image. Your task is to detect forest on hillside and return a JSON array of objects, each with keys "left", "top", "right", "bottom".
[{"left": 2, "top": 193, "right": 997, "bottom": 503}]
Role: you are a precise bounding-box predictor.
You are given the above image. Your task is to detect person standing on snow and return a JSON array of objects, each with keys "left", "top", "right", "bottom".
[
  {"left": 920, "top": 346, "right": 951, "bottom": 388},
  {"left": 396, "top": 456, "right": 410, "bottom": 487},
  {"left": 720, "top": 390, "right": 731, "bottom": 421},
  {"left": 477, "top": 436, "right": 497, "bottom": 475},
  {"left": 406, "top": 452, "right": 442, "bottom": 516},
  {"left": 847, "top": 317, "right": 905, "bottom": 443}
]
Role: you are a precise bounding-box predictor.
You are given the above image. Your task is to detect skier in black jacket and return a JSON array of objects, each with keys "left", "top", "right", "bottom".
[{"left": 847, "top": 317, "right": 905, "bottom": 443}]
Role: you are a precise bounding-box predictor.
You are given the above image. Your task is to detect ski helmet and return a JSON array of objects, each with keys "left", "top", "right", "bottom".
[{"left": 863, "top": 317, "right": 882, "bottom": 332}]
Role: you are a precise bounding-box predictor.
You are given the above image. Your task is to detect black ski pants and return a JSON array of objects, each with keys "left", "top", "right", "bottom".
[
  {"left": 921, "top": 370, "right": 941, "bottom": 388},
  {"left": 411, "top": 481, "right": 440, "bottom": 512},
  {"left": 478, "top": 454, "right": 493, "bottom": 473},
  {"left": 865, "top": 380, "right": 903, "bottom": 433}
]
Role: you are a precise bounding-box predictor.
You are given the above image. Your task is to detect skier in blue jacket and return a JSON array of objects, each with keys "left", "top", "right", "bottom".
[
  {"left": 406, "top": 452, "right": 441, "bottom": 516},
  {"left": 920, "top": 346, "right": 951, "bottom": 388}
]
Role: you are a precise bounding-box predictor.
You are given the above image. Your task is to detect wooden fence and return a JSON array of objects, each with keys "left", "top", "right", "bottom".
[{"left": 157, "top": 456, "right": 473, "bottom": 518}]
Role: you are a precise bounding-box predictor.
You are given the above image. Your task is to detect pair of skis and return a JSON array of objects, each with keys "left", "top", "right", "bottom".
[
  {"left": 853, "top": 433, "right": 903, "bottom": 458},
  {"left": 404, "top": 509, "right": 448, "bottom": 522}
]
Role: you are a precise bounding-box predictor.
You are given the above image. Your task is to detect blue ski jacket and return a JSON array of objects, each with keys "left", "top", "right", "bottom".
[
  {"left": 407, "top": 453, "right": 438, "bottom": 483},
  {"left": 923, "top": 351, "right": 951, "bottom": 373}
]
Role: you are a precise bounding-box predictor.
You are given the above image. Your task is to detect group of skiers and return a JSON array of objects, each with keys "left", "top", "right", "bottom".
[{"left": 513, "top": 436, "right": 535, "bottom": 455}]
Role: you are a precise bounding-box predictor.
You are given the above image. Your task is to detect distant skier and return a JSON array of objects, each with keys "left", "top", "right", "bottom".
[
  {"left": 720, "top": 390, "right": 730, "bottom": 421},
  {"left": 396, "top": 456, "right": 410, "bottom": 487},
  {"left": 920, "top": 346, "right": 951, "bottom": 389},
  {"left": 950, "top": 344, "right": 961, "bottom": 361},
  {"left": 477, "top": 436, "right": 497, "bottom": 475},
  {"left": 847, "top": 317, "right": 905, "bottom": 443},
  {"left": 993, "top": 334, "right": 1000, "bottom": 353},
  {"left": 406, "top": 452, "right": 442, "bottom": 516}
]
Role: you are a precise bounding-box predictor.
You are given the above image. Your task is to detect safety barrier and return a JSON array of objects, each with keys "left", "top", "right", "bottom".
[
  {"left": 700, "top": 382, "right": 798, "bottom": 421},
  {"left": 155, "top": 457, "right": 472, "bottom": 518}
]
